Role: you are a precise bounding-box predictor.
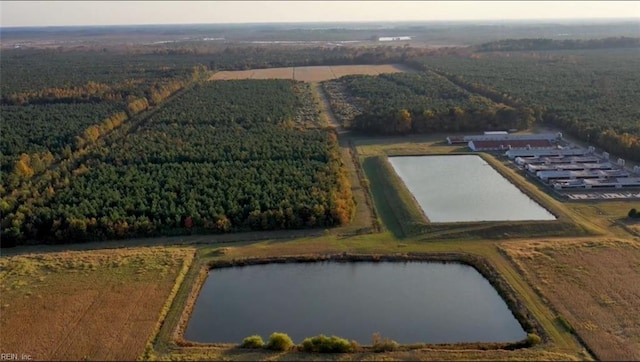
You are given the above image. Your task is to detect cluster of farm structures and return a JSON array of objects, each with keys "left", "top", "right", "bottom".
[{"left": 447, "top": 131, "right": 640, "bottom": 199}]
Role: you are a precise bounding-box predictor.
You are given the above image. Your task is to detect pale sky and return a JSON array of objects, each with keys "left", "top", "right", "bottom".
[{"left": 1, "top": 1, "right": 639, "bottom": 27}]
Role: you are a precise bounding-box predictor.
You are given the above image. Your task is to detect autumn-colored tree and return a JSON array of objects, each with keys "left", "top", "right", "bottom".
[
  {"left": 14, "top": 154, "right": 34, "bottom": 178},
  {"left": 395, "top": 109, "right": 412, "bottom": 134}
]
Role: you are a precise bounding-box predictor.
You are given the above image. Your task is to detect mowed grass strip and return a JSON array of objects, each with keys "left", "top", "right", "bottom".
[
  {"left": 502, "top": 239, "right": 640, "bottom": 361},
  {"left": 361, "top": 155, "right": 428, "bottom": 238},
  {"left": 156, "top": 345, "right": 581, "bottom": 361},
  {"left": 360, "top": 152, "right": 590, "bottom": 241},
  {"left": 0, "top": 247, "right": 195, "bottom": 361}
]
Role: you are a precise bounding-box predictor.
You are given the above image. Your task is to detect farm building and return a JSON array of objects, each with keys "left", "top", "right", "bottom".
[
  {"left": 447, "top": 132, "right": 561, "bottom": 145},
  {"left": 468, "top": 139, "right": 554, "bottom": 151},
  {"left": 536, "top": 169, "right": 630, "bottom": 182},
  {"left": 378, "top": 36, "right": 412, "bottom": 42},
  {"left": 551, "top": 177, "right": 640, "bottom": 189},
  {"left": 465, "top": 133, "right": 560, "bottom": 142},
  {"left": 514, "top": 155, "right": 601, "bottom": 166},
  {"left": 525, "top": 162, "right": 613, "bottom": 173},
  {"left": 506, "top": 148, "right": 588, "bottom": 159},
  {"left": 446, "top": 136, "right": 467, "bottom": 144}
]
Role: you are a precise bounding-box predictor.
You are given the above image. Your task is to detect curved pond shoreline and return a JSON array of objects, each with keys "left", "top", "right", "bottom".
[{"left": 174, "top": 253, "right": 546, "bottom": 350}]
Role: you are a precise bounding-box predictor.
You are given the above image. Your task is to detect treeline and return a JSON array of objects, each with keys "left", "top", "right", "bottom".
[
  {"left": 324, "top": 72, "right": 532, "bottom": 135},
  {"left": 1, "top": 80, "right": 354, "bottom": 245},
  {"left": 0, "top": 48, "right": 206, "bottom": 94},
  {"left": 416, "top": 49, "right": 640, "bottom": 161},
  {"left": 477, "top": 36, "right": 640, "bottom": 52},
  {"left": 1, "top": 66, "right": 206, "bottom": 106},
  {"left": 156, "top": 45, "right": 439, "bottom": 71}
]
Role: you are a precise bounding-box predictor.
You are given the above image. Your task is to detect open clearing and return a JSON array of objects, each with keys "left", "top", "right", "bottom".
[
  {"left": 502, "top": 238, "right": 640, "bottom": 361},
  {"left": 209, "top": 64, "right": 407, "bottom": 82},
  {"left": 0, "top": 247, "right": 195, "bottom": 361}
]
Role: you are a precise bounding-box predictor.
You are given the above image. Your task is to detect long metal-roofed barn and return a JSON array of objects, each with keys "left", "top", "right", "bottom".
[
  {"left": 514, "top": 155, "right": 602, "bottom": 166},
  {"left": 447, "top": 132, "right": 564, "bottom": 152},
  {"left": 506, "top": 148, "right": 587, "bottom": 159},
  {"left": 551, "top": 177, "right": 640, "bottom": 189},
  {"left": 469, "top": 139, "right": 555, "bottom": 151},
  {"left": 525, "top": 162, "right": 614, "bottom": 172},
  {"left": 536, "top": 169, "right": 630, "bottom": 181},
  {"left": 446, "top": 132, "right": 562, "bottom": 147}
]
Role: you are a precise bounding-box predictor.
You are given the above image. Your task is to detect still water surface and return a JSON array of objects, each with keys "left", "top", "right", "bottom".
[
  {"left": 184, "top": 261, "right": 526, "bottom": 344},
  {"left": 388, "top": 155, "right": 556, "bottom": 222}
]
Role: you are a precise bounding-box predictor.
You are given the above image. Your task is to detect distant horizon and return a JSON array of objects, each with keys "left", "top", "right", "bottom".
[
  {"left": 1, "top": 17, "right": 639, "bottom": 30},
  {"left": 1, "top": 1, "right": 638, "bottom": 28}
]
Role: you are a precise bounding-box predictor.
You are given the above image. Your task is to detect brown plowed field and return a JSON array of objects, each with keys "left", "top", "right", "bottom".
[
  {"left": 502, "top": 239, "right": 640, "bottom": 361},
  {"left": 209, "top": 64, "right": 407, "bottom": 82},
  {"left": 0, "top": 247, "right": 194, "bottom": 361}
]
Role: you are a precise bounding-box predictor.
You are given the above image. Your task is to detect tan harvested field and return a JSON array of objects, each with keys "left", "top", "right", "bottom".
[
  {"left": 502, "top": 239, "right": 640, "bottom": 361},
  {"left": 209, "top": 69, "right": 257, "bottom": 80},
  {"left": 208, "top": 64, "right": 407, "bottom": 82},
  {"left": 294, "top": 66, "right": 336, "bottom": 82},
  {"left": 0, "top": 247, "right": 194, "bottom": 361}
]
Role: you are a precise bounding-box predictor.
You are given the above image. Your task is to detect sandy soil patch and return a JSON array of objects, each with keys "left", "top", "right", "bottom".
[
  {"left": 251, "top": 67, "right": 294, "bottom": 79},
  {"left": 293, "top": 66, "right": 336, "bottom": 82}
]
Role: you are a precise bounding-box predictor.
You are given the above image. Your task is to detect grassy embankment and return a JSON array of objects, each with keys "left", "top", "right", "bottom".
[{"left": 356, "top": 135, "right": 604, "bottom": 240}]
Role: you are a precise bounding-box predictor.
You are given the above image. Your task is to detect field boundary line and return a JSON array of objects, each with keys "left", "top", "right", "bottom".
[{"left": 140, "top": 249, "right": 196, "bottom": 360}]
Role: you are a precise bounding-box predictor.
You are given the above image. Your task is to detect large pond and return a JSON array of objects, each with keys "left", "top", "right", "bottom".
[
  {"left": 388, "top": 155, "right": 556, "bottom": 222},
  {"left": 184, "top": 261, "right": 526, "bottom": 344}
]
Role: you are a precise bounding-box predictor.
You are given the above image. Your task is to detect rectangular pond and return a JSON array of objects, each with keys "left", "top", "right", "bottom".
[
  {"left": 388, "top": 155, "right": 556, "bottom": 222},
  {"left": 183, "top": 261, "right": 526, "bottom": 344}
]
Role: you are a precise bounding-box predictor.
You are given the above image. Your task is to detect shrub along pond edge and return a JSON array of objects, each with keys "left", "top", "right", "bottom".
[{"left": 173, "top": 252, "right": 546, "bottom": 351}]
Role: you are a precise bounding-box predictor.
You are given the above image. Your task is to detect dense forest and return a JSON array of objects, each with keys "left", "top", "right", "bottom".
[
  {"left": 0, "top": 48, "right": 207, "bottom": 95},
  {"left": 1, "top": 49, "right": 208, "bottom": 175},
  {"left": 476, "top": 36, "right": 640, "bottom": 52},
  {"left": 1, "top": 79, "right": 354, "bottom": 245},
  {"left": 413, "top": 48, "right": 640, "bottom": 161},
  {"left": 2, "top": 37, "right": 639, "bottom": 245},
  {"left": 323, "top": 72, "right": 532, "bottom": 135}
]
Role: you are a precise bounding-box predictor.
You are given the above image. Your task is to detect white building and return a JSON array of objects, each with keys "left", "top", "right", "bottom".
[{"left": 378, "top": 36, "right": 412, "bottom": 42}]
